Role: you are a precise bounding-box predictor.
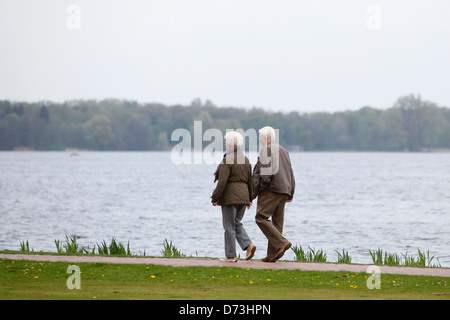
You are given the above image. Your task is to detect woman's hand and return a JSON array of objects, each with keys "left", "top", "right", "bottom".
[
  {"left": 212, "top": 202, "right": 218, "bottom": 206},
  {"left": 247, "top": 202, "right": 252, "bottom": 209}
]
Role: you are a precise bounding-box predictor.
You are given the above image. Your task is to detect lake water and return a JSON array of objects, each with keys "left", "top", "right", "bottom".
[{"left": 1, "top": 151, "right": 449, "bottom": 267}]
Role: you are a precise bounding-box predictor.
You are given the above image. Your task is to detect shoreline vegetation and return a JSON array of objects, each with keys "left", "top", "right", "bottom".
[
  {"left": 14, "top": 234, "right": 444, "bottom": 269},
  {"left": 2, "top": 94, "right": 450, "bottom": 153}
]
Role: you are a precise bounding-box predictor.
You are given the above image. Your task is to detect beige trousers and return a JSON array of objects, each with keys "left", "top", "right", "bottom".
[{"left": 255, "top": 190, "right": 289, "bottom": 257}]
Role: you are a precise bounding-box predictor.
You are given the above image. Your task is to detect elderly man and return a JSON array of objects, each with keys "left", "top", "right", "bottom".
[{"left": 253, "top": 126, "right": 295, "bottom": 262}]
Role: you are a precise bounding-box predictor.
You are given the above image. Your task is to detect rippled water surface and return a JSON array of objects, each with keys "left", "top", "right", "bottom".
[{"left": 1, "top": 151, "right": 449, "bottom": 266}]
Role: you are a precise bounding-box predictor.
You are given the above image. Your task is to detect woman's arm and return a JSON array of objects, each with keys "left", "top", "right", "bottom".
[{"left": 211, "top": 163, "right": 230, "bottom": 204}]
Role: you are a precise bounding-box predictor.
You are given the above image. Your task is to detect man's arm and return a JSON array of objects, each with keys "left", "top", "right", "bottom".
[
  {"left": 253, "top": 155, "right": 273, "bottom": 199},
  {"left": 287, "top": 156, "right": 295, "bottom": 202},
  {"left": 252, "top": 161, "right": 260, "bottom": 200}
]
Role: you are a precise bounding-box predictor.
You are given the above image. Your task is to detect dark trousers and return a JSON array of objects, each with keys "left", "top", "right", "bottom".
[{"left": 255, "top": 190, "right": 289, "bottom": 257}]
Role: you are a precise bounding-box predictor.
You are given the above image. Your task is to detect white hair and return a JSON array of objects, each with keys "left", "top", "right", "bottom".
[
  {"left": 259, "top": 126, "right": 276, "bottom": 141},
  {"left": 224, "top": 131, "right": 243, "bottom": 148}
]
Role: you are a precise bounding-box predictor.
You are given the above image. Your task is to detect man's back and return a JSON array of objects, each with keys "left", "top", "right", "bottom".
[{"left": 253, "top": 142, "right": 295, "bottom": 199}]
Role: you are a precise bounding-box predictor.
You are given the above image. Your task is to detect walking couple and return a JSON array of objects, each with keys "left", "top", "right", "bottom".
[{"left": 211, "top": 126, "right": 295, "bottom": 262}]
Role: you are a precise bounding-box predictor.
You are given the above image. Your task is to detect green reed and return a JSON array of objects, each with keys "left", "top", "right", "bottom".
[
  {"left": 369, "top": 248, "right": 441, "bottom": 267},
  {"left": 335, "top": 248, "right": 352, "bottom": 264},
  {"left": 19, "top": 240, "right": 32, "bottom": 252},
  {"left": 160, "top": 239, "right": 186, "bottom": 258},
  {"left": 291, "top": 244, "right": 327, "bottom": 263},
  {"left": 97, "top": 237, "right": 131, "bottom": 256},
  {"left": 402, "top": 249, "right": 441, "bottom": 268},
  {"left": 16, "top": 236, "right": 444, "bottom": 268},
  {"left": 54, "top": 234, "right": 93, "bottom": 254}
]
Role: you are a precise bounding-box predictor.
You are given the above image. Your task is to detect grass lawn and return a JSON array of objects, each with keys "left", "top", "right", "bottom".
[{"left": 0, "top": 258, "right": 449, "bottom": 300}]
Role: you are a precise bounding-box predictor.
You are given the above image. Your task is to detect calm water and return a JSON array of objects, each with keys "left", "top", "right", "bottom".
[{"left": 1, "top": 151, "right": 449, "bottom": 266}]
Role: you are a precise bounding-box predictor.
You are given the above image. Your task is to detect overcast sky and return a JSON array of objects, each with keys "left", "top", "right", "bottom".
[{"left": 1, "top": 0, "right": 449, "bottom": 113}]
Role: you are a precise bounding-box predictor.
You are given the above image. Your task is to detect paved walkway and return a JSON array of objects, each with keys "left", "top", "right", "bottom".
[{"left": 1, "top": 253, "right": 449, "bottom": 277}]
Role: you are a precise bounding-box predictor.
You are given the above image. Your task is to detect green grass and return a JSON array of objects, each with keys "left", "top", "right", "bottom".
[{"left": 1, "top": 258, "right": 448, "bottom": 300}]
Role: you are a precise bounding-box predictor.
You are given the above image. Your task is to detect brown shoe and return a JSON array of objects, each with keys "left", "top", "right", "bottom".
[
  {"left": 274, "top": 241, "right": 292, "bottom": 261},
  {"left": 261, "top": 256, "right": 276, "bottom": 263},
  {"left": 245, "top": 244, "right": 256, "bottom": 260}
]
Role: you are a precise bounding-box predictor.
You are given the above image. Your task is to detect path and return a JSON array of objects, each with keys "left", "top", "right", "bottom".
[{"left": 1, "top": 253, "right": 449, "bottom": 277}]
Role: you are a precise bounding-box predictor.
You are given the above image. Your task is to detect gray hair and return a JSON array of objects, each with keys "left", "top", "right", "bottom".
[
  {"left": 224, "top": 131, "right": 243, "bottom": 148},
  {"left": 259, "top": 126, "right": 276, "bottom": 141}
]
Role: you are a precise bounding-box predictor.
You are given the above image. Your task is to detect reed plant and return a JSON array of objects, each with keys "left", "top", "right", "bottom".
[
  {"left": 291, "top": 244, "right": 327, "bottom": 263},
  {"left": 335, "top": 249, "right": 352, "bottom": 264},
  {"left": 369, "top": 248, "right": 383, "bottom": 265},
  {"left": 19, "top": 240, "right": 32, "bottom": 252},
  {"left": 54, "top": 234, "right": 93, "bottom": 254},
  {"left": 369, "top": 248, "right": 441, "bottom": 267},
  {"left": 16, "top": 235, "right": 443, "bottom": 268},
  {"left": 52, "top": 234, "right": 133, "bottom": 256},
  {"left": 96, "top": 237, "right": 131, "bottom": 256},
  {"left": 291, "top": 244, "right": 307, "bottom": 262},
  {"left": 160, "top": 239, "right": 186, "bottom": 258},
  {"left": 402, "top": 249, "right": 441, "bottom": 268},
  {"left": 369, "top": 248, "right": 401, "bottom": 266}
]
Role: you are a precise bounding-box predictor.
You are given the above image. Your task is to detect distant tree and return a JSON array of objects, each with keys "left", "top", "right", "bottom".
[
  {"left": 380, "top": 107, "right": 407, "bottom": 151},
  {"left": 0, "top": 112, "right": 20, "bottom": 149},
  {"left": 83, "top": 114, "right": 115, "bottom": 150},
  {"left": 39, "top": 105, "right": 50, "bottom": 124},
  {"left": 11, "top": 104, "right": 24, "bottom": 116},
  {"left": 19, "top": 114, "right": 34, "bottom": 147},
  {"left": 191, "top": 98, "right": 202, "bottom": 107},
  {"left": 203, "top": 99, "right": 215, "bottom": 108},
  {"left": 394, "top": 94, "right": 444, "bottom": 151},
  {"left": 0, "top": 100, "right": 12, "bottom": 119},
  {"left": 332, "top": 113, "right": 351, "bottom": 149},
  {"left": 308, "top": 112, "right": 334, "bottom": 150},
  {"left": 354, "top": 107, "right": 383, "bottom": 150}
]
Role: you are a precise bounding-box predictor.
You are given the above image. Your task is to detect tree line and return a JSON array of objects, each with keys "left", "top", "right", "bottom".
[{"left": 1, "top": 94, "right": 449, "bottom": 151}]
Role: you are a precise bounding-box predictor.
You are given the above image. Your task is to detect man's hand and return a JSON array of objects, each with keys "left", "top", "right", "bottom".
[
  {"left": 247, "top": 202, "right": 252, "bottom": 209},
  {"left": 286, "top": 197, "right": 293, "bottom": 203},
  {"left": 212, "top": 202, "right": 218, "bottom": 206}
]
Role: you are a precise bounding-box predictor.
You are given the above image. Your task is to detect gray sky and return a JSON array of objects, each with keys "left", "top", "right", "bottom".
[{"left": 1, "top": 0, "right": 449, "bottom": 112}]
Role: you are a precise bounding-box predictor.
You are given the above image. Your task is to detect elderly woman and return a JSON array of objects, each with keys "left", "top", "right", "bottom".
[{"left": 211, "top": 131, "right": 256, "bottom": 262}]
